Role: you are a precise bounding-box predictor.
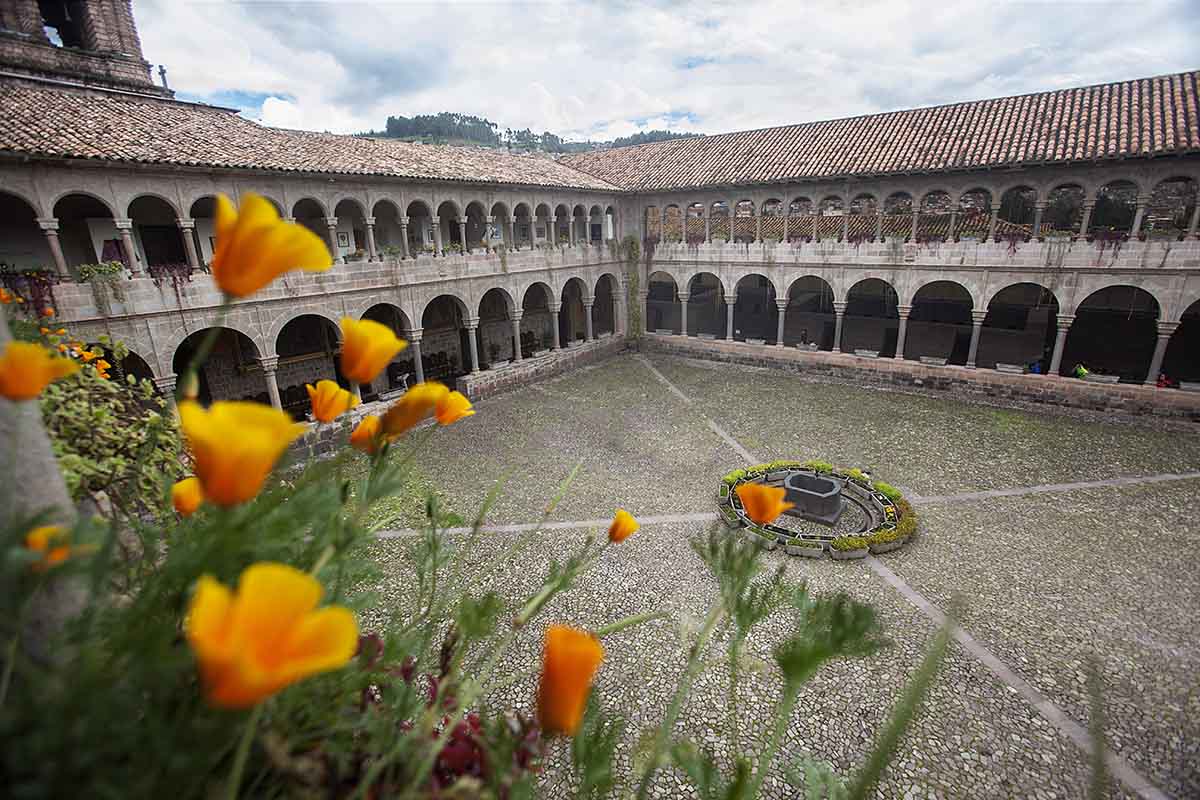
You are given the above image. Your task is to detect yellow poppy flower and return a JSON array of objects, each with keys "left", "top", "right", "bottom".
[
  {"left": 178, "top": 401, "right": 307, "bottom": 506},
  {"left": 172, "top": 476, "right": 204, "bottom": 516},
  {"left": 55, "top": 328, "right": 66, "bottom": 335},
  {"left": 306, "top": 379, "right": 359, "bottom": 423},
  {"left": 0, "top": 341, "right": 80, "bottom": 401},
  {"left": 379, "top": 382, "right": 449, "bottom": 439},
  {"left": 607, "top": 509, "right": 639, "bottom": 543},
  {"left": 41, "top": 307, "right": 54, "bottom": 317},
  {"left": 95, "top": 359, "right": 111, "bottom": 370},
  {"left": 339, "top": 317, "right": 406, "bottom": 384},
  {"left": 39, "top": 326, "right": 49, "bottom": 334},
  {"left": 185, "top": 562, "right": 358, "bottom": 708},
  {"left": 0, "top": 288, "right": 11, "bottom": 304},
  {"left": 349, "top": 414, "right": 382, "bottom": 454},
  {"left": 537, "top": 625, "right": 604, "bottom": 736},
  {"left": 80, "top": 350, "right": 98, "bottom": 362},
  {"left": 210, "top": 193, "right": 332, "bottom": 297},
  {"left": 735, "top": 483, "right": 795, "bottom": 526},
  {"left": 435, "top": 390, "right": 474, "bottom": 426},
  {"left": 24, "top": 525, "right": 72, "bottom": 571}
]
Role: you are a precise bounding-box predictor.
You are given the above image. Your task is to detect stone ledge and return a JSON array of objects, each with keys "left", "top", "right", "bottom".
[
  {"left": 640, "top": 334, "right": 1200, "bottom": 421},
  {"left": 456, "top": 335, "right": 628, "bottom": 401}
]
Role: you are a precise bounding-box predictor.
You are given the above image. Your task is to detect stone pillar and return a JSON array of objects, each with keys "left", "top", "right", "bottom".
[
  {"left": 755, "top": 213, "right": 762, "bottom": 243},
  {"left": 612, "top": 290, "right": 623, "bottom": 337},
  {"left": 152, "top": 374, "right": 177, "bottom": 405},
  {"left": 483, "top": 215, "right": 495, "bottom": 254},
  {"left": 774, "top": 298, "right": 787, "bottom": 347},
  {"left": 909, "top": 209, "right": 919, "bottom": 242},
  {"left": 458, "top": 219, "right": 468, "bottom": 253},
  {"left": 986, "top": 203, "right": 1001, "bottom": 241},
  {"left": 1144, "top": 321, "right": 1178, "bottom": 385},
  {"left": 568, "top": 215, "right": 577, "bottom": 247},
  {"left": 874, "top": 212, "right": 884, "bottom": 242},
  {"left": 583, "top": 298, "right": 594, "bottom": 341},
  {"left": 948, "top": 206, "right": 960, "bottom": 241},
  {"left": 783, "top": 214, "right": 790, "bottom": 242},
  {"left": 725, "top": 298, "right": 735, "bottom": 340},
  {"left": 1032, "top": 201, "right": 1046, "bottom": 239},
  {"left": 364, "top": 216, "right": 378, "bottom": 261},
  {"left": 176, "top": 218, "right": 200, "bottom": 268},
  {"left": 408, "top": 329, "right": 425, "bottom": 383},
  {"left": 258, "top": 356, "right": 282, "bottom": 409},
  {"left": 840, "top": 214, "right": 849, "bottom": 242},
  {"left": 549, "top": 302, "right": 562, "bottom": 349},
  {"left": 509, "top": 310, "right": 524, "bottom": 361},
  {"left": 1130, "top": 195, "right": 1149, "bottom": 237},
  {"left": 37, "top": 218, "right": 70, "bottom": 278},
  {"left": 400, "top": 217, "right": 411, "bottom": 258},
  {"left": 325, "top": 217, "right": 341, "bottom": 263},
  {"left": 704, "top": 212, "right": 711, "bottom": 243},
  {"left": 965, "top": 310, "right": 987, "bottom": 369},
  {"left": 114, "top": 218, "right": 141, "bottom": 275},
  {"left": 465, "top": 317, "right": 481, "bottom": 373},
  {"left": 549, "top": 215, "right": 558, "bottom": 246},
  {"left": 811, "top": 214, "right": 818, "bottom": 241},
  {"left": 832, "top": 301, "right": 846, "bottom": 353},
  {"left": 507, "top": 218, "right": 516, "bottom": 250},
  {"left": 1078, "top": 201, "right": 1095, "bottom": 239},
  {"left": 1048, "top": 315, "right": 1074, "bottom": 376},
  {"left": 894, "top": 305, "right": 912, "bottom": 359},
  {"left": 1186, "top": 201, "right": 1200, "bottom": 240},
  {"left": 432, "top": 215, "right": 443, "bottom": 254},
  {"left": 678, "top": 292, "right": 689, "bottom": 336}
]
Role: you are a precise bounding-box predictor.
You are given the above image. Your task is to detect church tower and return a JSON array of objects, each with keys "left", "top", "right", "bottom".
[{"left": 0, "top": 0, "right": 170, "bottom": 96}]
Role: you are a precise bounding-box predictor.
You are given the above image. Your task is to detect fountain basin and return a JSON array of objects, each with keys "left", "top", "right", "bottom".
[{"left": 782, "top": 472, "right": 845, "bottom": 526}]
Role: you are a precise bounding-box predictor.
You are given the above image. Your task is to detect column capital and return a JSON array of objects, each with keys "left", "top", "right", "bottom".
[
  {"left": 465, "top": 315, "right": 480, "bottom": 329},
  {"left": 485, "top": 215, "right": 495, "bottom": 223},
  {"left": 400, "top": 216, "right": 410, "bottom": 226},
  {"left": 114, "top": 218, "right": 134, "bottom": 230},
  {"left": 1135, "top": 194, "right": 1151, "bottom": 206},
  {"left": 549, "top": 301, "right": 563, "bottom": 313},
  {"left": 152, "top": 374, "right": 177, "bottom": 393},
  {"left": 1082, "top": 200, "right": 1096, "bottom": 210},
  {"left": 509, "top": 309, "right": 524, "bottom": 322},
  {"left": 1034, "top": 200, "right": 1048, "bottom": 210},
  {"left": 774, "top": 298, "right": 789, "bottom": 312},
  {"left": 583, "top": 295, "right": 595, "bottom": 307},
  {"left": 676, "top": 292, "right": 689, "bottom": 303},
  {"left": 1156, "top": 320, "right": 1180, "bottom": 337},
  {"left": 724, "top": 296, "right": 737, "bottom": 307},
  {"left": 550, "top": 215, "right": 558, "bottom": 222},
  {"left": 406, "top": 326, "right": 424, "bottom": 343},
  {"left": 989, "top": 203, "right": 1002, "bottom": 212},
  {"left": 832, "top": 300, "right": 847, "bottom": 313},
  {"left": 257, "top": 355, "right": 280, "bottom": 372},
  {"left": 283, "top": 216, "right": 296, "bottom": 223},
  {"left": 970, "top": 310, "right": 988, "bottom": 325},
  {"left": 174, "top": 217, "right": 195, "bottom": 231},
  {"left": 1056, "top": 314, "right": 1076, "bottom": 330},
  {"left": 36, "top": 217, "right": 59, "bottom": 231},
  {"left": 897, "top": 304, "right": 912, "bottom": 318},
  {"left": 364, "top": 216, "right": 376, "bottom": 226},
  {"left": 431, "top": 215, "right": 440, "bottom": 224},
  {"left": 324, "top": 216, "right": 339, "bottom": 227}
]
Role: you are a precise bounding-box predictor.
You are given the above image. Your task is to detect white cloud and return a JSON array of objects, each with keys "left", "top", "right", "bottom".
[{"left": 136, "top": 0, "right": 1198, "bottom": 140}]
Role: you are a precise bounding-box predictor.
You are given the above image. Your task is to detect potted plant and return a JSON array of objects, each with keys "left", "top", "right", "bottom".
[
  {"left": 719, "top": 504, "right": 741, "bottom": 528},
  {"left": 784, "top": 537, "right": 825, "bottom": 558},
  {"left": 829, "top": 535, "right": 869, "bottom": 560},
  {"left": 745, "top": 525, "right": 777, "bottom": 550},
  {"left": 867, "top": 527, "right": 904, "bottom": 554}
]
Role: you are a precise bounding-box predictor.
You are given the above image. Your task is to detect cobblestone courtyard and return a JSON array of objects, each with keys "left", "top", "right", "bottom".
[{"left": 364, "top": 354, "right": 1199, "bottom": 799}]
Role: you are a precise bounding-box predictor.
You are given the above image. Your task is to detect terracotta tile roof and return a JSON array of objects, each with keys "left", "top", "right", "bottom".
[
  {"left": 0, "top": 85, "right": 621, "bottom": 191},
  {"left": 562, "top": 70, "right": 1200, "bottom": 191}
]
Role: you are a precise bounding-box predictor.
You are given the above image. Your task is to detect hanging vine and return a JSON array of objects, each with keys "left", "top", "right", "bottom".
[
  {"left": 622, "top": 234, "right": 642, "bottom": 336},
  {"left": 148, "top": 262, "right": 194, "bottom": 309}
]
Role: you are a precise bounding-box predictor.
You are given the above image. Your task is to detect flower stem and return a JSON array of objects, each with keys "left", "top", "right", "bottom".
[
  {"left": 594, "top": 609, "right": 667, "bottom": 637},
  {"left": 0, "top": 634, "right": 17, "bottom": 710},
  {"left": 225, "top": 702, "right": 264, "bottom": 800},
  {"left": 309, "top": 543, "right": 335, "bottom": 576},
  {"left": 744, "top": 682, "right": 801, "bottom": 798}
]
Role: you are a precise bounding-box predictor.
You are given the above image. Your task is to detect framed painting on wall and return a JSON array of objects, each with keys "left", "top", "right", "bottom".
[{"left": 337, "top": 232, "right": 350, "bottom": 248}]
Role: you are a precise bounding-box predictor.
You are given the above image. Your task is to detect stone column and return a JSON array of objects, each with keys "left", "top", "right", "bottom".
[
  {"left": 176, "top": 218, "right": 200, "bottom": 268},
  {"left": 612, "top": 290, "right": 622, "bottom": 337},
  {"left": 677, "top": 292, "right": 689, "bottom": 336},
  {"left": 783, "top": 214, "right": 790, "bottom": 242},
  {"left": 774, "top": 298, "right": 787, "bottom": 347},
  {"left": 894, "top": 305, "right": 912, "bottom": 360},
  {"left": 583, "top": 298, "right": 594, "bottom": 341},
  {"left": 874, "top": 212, "right": 884, "bottom": 242},
  {"left": 1048, "top": 314, "right": 1074, "bottom": 376},
  {"left": 325, "top": 217, "right": 341, "bottom": 263},
  {"left": 114, "top": 218, "right": 141, "bottom": 275},
  {"left": 364, "top": 215, "right": 378, "bottom": 261},
  {"left": 986, "top": 203, "right": 1001, "bottom": 241},
  {"left": 549, "top": 302, "right": 562, "bottom": 349},
  {"left": 432, "top": 215, "right": 443, "bottom": 254},
  {"left": 755, "top": 213, "right": 762, "bottom": 243},
  {"left": 408, "top": 329, "right": 425, "bottom": 383},
  {"left": 1186, "top": 201, "right": 1200, "bottom": 240},
  {"left": 36, "top": 218, "right": 70, "bottom": 278},
  {"left": 725, "top": 297, "right": 735, "bottom": 340},
  {"left": 965, "top": 310, "right": 987, "bottom": 369},
  {"left": 510, "top": 310, "right": 524, "bottom": 361},
  {"left": 840, "top": 214, "right": 849, "bottom": 242},
  {"left": 152, "top": 374, "right": 177, "bottom": 405},
  {"left": 458, "top": 219, "right": 467, "bottom": 253},
  {"left": 568, "top": 215, "right": 577, "bottom": 247},
  {"left": 507, "top": 218, "right": 516, "bottom": 250},
  {"left": 1130, "top": 194, "right": 1149, "bottom": 237},
  {"left": 549, "top": 215, "right": 558, "bottom": 246},
  {"left": 1144, "top": 321, "right": 1178, "bottom": 385},
  {"left": 811, "top": 214, "right": 818, "bottom": 241},
  {"left": 832, "top": 301, "right": 846, "bottom": 353},
  {"left": 948, "top": 205, "right": 960, "bottom": 241},
  {"left": 258, "top": 356, "right": 283, "bottom": 410},
  {"left": 484, "top": 215, "right": 495, "bottom": 254},
  {"left": 909, "top": 209, "right": 919, "bottom": 242},
  {"left": 465, "top": 317, "right": 480, "bottom": 373},
  {"left": 1031, "top": 201, "right": 1046, "bottom": 240},
  {"left": 704, "top": 212, "right": 711, "bottom": 243},
  {"left": 399, "top": 217, "right": 411, "bottom": 258},
  {"left": 1078, "top": 201, "right": 1095, "bottom": 239}
]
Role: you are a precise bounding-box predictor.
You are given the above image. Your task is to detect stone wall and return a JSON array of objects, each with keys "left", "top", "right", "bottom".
[
  {"left": 640, "top": 333, "right": 1200, "bottom": 422},
  {"left": 456, "top": 334, "right": 627, "bottom": 401}
]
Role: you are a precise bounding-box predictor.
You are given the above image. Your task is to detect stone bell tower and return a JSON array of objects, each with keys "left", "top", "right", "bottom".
[{"left": 0, "top": 0, "right": 171, "bottom": 96}]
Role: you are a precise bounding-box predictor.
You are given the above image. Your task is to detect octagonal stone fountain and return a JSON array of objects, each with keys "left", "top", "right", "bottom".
[{"left": 782, "top": 472, "right": 845, "bottom": 526}]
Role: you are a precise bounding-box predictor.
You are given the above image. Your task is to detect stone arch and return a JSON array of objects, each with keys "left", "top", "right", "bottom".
[
  {"left": 361, "top": 301, "right": 412, "bottom": 332},
  {"left": 844, "top": 278, "right": 900, "bottom": 356},
  {"left": 512, "top": 202, "right": 534, "bottom": 249},
  {"left": 172, "top": 326, "right": 264, "bottom": 406},
  {"left": 52, "top": 192, "right": 118, "bottom": 269},
  {"left": 126, "top": 192, "right": 180, "bottom": 219},
  {"left": 0, "top": 190, "right": 55, "bottom": 271},
  {"left": 419, "top": 294, "right": 471, "bottom": 380},
  {"left": 332, "top": 198, "right": 368, "bottom": 261},
  {"left": 518, "top": 281, "right": 556, "bottom": 353},
  {"left": 477, "top": 286, "right": 517, "bottom": 365},
  {"left": 593, "top": 272, "right": 618, "bottom": 335},
  {"left": 559, "top": 276, "right": 588, "bottom": 344},
  {"left": 127, "top": 194, "right": 186, "bottom": 269},
  {"left": 292, "top": 197, "right": 329, "bottom": 250},
  {"left": 905, "top": 280, "right": 973, "bottom": 363},
  {"left": 686, "top": 271, "right": 725, "bottom": 337},
  {"left": 2, "top": 185, "right": 44, "bottom": 216},
  {"left": 880, "top": 192, "right": 913, "bottom": 241},
  {"left": 1162, "top": 298, "right": 1200, "bottom": 384},
  {"left": 358, "top": 302, "right": 414, "bottom": 396},
  {"left": 646, "top": 270, "right": 680, "bottom": 334},
  {"left": 663, "top": 203, "right": 684, "bottom": 243},
  {"left": 784, "top": 275, "right": 836, "bottom": 349},
  {"left": 1043, "top": 184, "right": 1086, "bottom": 235},
  {"left": 1143, "top": 176, "right": 1198, "bottom": 239},
  {"left": 997, "top": 185, "right": 1037, "bottom": 240},
  {"left": 957, "top": 187, "right": 993, "bottom": 239},
  {"left": 709, "top": 200, "right": 731, "bottom": 242},
  {"left": 977, "top": 282, "right": 1059, "bottom": 372},
  {"left": 436, "top": 200, "right": 463, "bottom": 252},
  {"left": 1063, "top": 285, "right": 1160, "bottom": 382},
  {"left": 685, "top": 201, "right": 706, "bottom": 243},
  {"left": 733, "top": 199, "right": 756, "bottom": 243},
  {"left": 406, "top": 200, "right": 433, "bottom": 254},
  {"left": 51, "top": 189, "right": 116, "bottom": 218},
  {"left": 371, "top": 198, "right": 404, "bottom": 256},
  {"left": 732, "top": 273, "right": 778, "bottom": 342}
]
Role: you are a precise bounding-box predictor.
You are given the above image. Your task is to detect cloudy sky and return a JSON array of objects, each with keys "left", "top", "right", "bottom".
[{"left": 137, "top": 1, "right": 1198, "bottom": 141}]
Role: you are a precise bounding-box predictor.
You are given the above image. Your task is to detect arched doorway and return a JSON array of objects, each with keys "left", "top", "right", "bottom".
[
  {"left": 173, "top": 327, "right": 263, "bottom": 405},
  {"left": 559, "top": 278, "right": 588, "bottom": 345},
  {"left": 372, "top": 200, "right": 404, "bottom": 258},
  {"left": 275, "top": 315, "right": 343, "bottom": 419},
  {"left": 686, "top": 272, "right": 724, "bottom": 337},
  {"left": 784, "top": 276, "right": 835, "bottom": 349},
  {"left": 593, "top": 274, "right": 618, "bottom": 336},
  {"left": 957, "top": 188, "right": 992, "bottom": 240},
  {"left": 128, "top": 195, "right": 185, "bottom": 271},
  {"left": 406, "top": 201, "right": 434, "bottom": 255},
  {"left": 513, "top": 203, "right": 534, "bottom": 250},
  {"left": 490, "top": 202, "right": 511, "bottom": 250},
  {"left": 421, "top": 295, "right": 470, "bottom": 380},
  {"left": 292, "top": 199, "right": 329, "bottom": 254},
  {"left": 436, "top": 201, "right": 462, "bottom": 253},
  {"left": 1063, "top": 286, "right": 1159, "bottom": 382},
  {"left": 998, "top": 186, "right": 1037, "bottom": 240},
  {"left": 1089, "top": 181, "right": 1137, "bottom": 238},
  {"left": 1162, "top": 300, "right": 1200, "bottom": 385},
  {"left": 465, "top": 201, "right": 488, "bottom": 253},
  {"left": 977, "top": 283, "right": 1058, "bottom": 371},
  {"left": 521, "top": 283, "right": 555, "bottom": 354},
  {"left": 881, "top": 192, "right": 913, "bottom": 241},
  {"left": 54, "top": 193, "right": 118, "bottom": 269},
  {"left": 646, "top": 271, "right": 680, "bottom": 333},
  {"left": 906, "top": 281, "right": 973, "bottom": 363},
  {"left": 732, "top": 274, "right": 777, "bottom": 343},
  {"left": 478, "top": 287, "right": 516, "bottom": 367},
  {"left": 843, "top": 278, "right": 899, "bottom": 356},
  {"left": 0, "top": 191, "right": 54, "bottom": 272},
  {"left": 333, "top": 198, "right": 367, "bottom": 262}
]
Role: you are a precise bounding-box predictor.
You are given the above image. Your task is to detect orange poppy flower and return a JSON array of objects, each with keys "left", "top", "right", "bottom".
[
  {"left": 339, "top": 317, "right": 406, "bottom": 385},
  {"left": 306, "top": 379, "right": 359, "bottom": 423},
  {"left": 537, "top": 625, "right": 604, "bottom": 736},
  {"left": 607, "top": 509, "right": 639, "bottom": 543},
  {"left": 172, "top": 477, "right": 204, "bottom": 516},
  {"left": 349, "top": 414, "right": 382, "bottom": 454},
  {"left": 0, "top": 342, "right": 80, "bottom": 400},
  {"left": 435, "top": 390, "right": 474, "bottom": 425},
  {"left": 210, "top": 193, "right": 332, "bottom": 297},
  {"left": 735, "top": 482, "right": 795, "bottom": 526},
  {"left": 379, "top": 382, "right": 449, "bottom": 438}
]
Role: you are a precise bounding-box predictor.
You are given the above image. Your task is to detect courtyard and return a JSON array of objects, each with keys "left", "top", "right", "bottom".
[{"left": 364, "top": 354, "right": 1199, "bottom": 799}]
